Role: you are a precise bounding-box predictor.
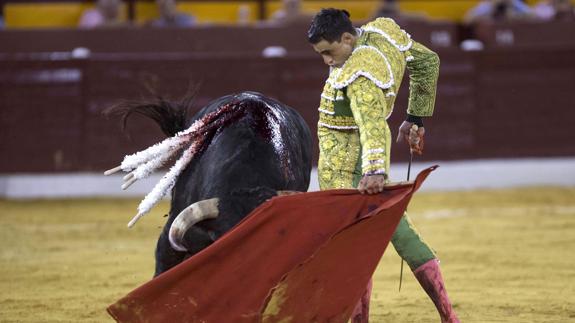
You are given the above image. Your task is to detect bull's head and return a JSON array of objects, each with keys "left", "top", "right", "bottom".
[{"left": 168, "top": 191, "right": 299, "bottom": 252}]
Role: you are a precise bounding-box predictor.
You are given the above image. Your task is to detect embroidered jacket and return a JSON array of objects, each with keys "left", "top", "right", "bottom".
[{"left": 318, "top": 18, "right": 439, "bottom": 182}]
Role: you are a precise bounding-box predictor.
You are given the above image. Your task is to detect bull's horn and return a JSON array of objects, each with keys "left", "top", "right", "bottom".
[{"left": 168, "top": 198, "right": 220, "bottom": 252}]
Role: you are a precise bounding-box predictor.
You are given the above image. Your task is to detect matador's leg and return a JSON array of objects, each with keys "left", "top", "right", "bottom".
[{"left": 392, "top": 214, "right": 460, "bottom": 323}]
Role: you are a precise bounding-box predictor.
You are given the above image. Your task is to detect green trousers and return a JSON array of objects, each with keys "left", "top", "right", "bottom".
[
  {"left": 352, "top": 173, "right": 436, "bottom": 270},
  {"left": 391, "top": 213, "right": 436, "bottom": 270}
]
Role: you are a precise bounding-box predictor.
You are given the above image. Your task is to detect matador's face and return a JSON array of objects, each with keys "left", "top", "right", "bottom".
[{"left": 312, "top": 32, "right": 356, "bottom": 68}]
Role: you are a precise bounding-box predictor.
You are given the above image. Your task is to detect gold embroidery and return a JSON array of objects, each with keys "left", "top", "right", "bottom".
[
  {"left": 316, "top": 18, "right": 439, "bottom": 189},
  {"left": 332, "top": 46, "right": 393, "bottom": 90}
]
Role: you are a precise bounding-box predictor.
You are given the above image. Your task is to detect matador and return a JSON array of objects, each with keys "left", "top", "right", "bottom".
[{"left": 308, "top": 8, "right": 460, "bottom": 323}]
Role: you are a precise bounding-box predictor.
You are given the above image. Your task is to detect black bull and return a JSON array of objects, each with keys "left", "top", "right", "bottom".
[{"left": 111, "top": 91, "right": 312, "bottom": 276}]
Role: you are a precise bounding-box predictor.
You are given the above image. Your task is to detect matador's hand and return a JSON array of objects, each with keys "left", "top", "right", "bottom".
[
  {"left": 397, "top": 121, "right": 425, "bottom": 155},
  {"left": 358, "top": 174, "right": 387, "bottom": 195}
]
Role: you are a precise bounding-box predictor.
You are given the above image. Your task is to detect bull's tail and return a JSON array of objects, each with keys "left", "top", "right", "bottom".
[{"left": 105, "top": 92, "right": 195, "bottom": 137}]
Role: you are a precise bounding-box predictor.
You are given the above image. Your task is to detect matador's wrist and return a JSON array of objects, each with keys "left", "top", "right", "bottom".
[{"left": 364, "top": 170, "right": 388, "bottom": 179}]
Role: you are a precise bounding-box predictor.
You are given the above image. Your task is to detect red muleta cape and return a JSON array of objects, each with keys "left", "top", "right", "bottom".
[{"left": 108, "top": 166, "right": 437, "bottom": 323}]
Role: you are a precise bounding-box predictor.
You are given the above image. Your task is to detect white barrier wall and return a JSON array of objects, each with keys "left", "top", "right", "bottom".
[{"left": 1, "top": 158, "right": 574, "bottom": 199}]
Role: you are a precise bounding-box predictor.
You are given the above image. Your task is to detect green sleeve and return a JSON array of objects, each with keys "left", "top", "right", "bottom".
[
  {"left": 406, "top": 41, "right": 440, "bottom": 117},
  {"left": 347, "top": 77, "right": 390, "bottom": 176}
]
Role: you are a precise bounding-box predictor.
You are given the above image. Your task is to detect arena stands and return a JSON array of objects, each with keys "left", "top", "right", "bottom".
[
  {"left": 1, "top": 0, "right": 574, "bottom": 196},
  {"left": 2, "top": 0, "right": 559, "bottom": 28}
]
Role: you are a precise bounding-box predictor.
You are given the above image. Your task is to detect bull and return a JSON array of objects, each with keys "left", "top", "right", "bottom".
[{"left": 106, "top": 91, "right": 312, "bottom": 276}]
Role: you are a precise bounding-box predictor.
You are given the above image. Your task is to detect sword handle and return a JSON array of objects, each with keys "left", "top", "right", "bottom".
[{"left": 409, "top": 124, "right": 420, "bottom": 153}]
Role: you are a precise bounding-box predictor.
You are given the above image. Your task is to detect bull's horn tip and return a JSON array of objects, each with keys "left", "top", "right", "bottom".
[{"left": 169, "top": 233, "right": 187, "bottom": 252}]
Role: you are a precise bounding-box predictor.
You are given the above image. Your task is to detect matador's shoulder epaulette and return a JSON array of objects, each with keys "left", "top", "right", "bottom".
[
  {"left": 329, "top": 45, "right": 394, "bottom": 91},
  {"left": 361, "top": 18, "right": 413, "bottom": 52}
]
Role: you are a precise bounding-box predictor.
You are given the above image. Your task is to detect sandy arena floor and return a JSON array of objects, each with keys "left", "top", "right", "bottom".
[{"left": 1, "top": 187, "right": 574, "bottom": 322}]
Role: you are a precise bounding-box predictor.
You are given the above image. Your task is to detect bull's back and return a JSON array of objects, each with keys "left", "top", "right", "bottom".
[
  {"left": 172, "top": 91, "right": 311, "bottom": 208},
  {"left": 194, "top": 91, "right": 311, "bottom": 192}
]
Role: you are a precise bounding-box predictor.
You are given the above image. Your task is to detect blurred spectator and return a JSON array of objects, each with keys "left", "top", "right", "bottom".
[
  {"left": 148, "top": 0, "right": 196, "bottom": 27},
  {"left": 464, "top": 0, "right": 534, "bottom": 24},
  {"left": 78, "top": 0, "right": 123, "bottom": 28},
  {"left": 533, "top": 0, "right": 575, "bottom": 21},
  {"left": 371, "top": 0, "right": 429, "bottom": 22},
  {"left": 268, "top": 0, "right": 313, "bottom": 25},
  {"left": 237, "top": 5, "right": 252, "bottom": 25}
]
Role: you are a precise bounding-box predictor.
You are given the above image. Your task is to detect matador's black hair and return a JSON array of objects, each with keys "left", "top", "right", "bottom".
[{"left": 307, "top": 8, "right": 357, "bottom": 44}]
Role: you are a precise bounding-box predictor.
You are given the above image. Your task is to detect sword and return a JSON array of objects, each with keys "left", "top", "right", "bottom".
[{"left": 399, "top": 124, "right": 419, "bottom": 292}]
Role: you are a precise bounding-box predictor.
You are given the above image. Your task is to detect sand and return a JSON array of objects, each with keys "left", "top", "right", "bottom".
[{"left": 1, "top": 187, "right": 574, "bottom": 322}]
